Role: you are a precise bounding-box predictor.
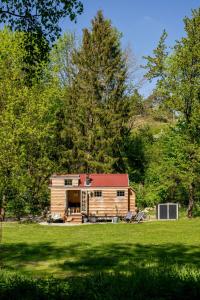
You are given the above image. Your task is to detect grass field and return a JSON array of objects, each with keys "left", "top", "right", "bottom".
[
  {"left": 1, "top": 219, "right": 200, "bottom": 277},
  {"left": 0, "top": 219, "right": 200, "bottom": 299}
]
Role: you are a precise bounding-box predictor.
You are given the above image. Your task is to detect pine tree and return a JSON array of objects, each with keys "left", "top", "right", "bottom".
[{"left": 60, "top": 11, "right": 131, "bottom": 173}]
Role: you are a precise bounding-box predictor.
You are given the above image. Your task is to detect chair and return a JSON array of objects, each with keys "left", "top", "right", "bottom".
[
  {"left": 124, "top": 211, "right": 134, "bottom": 223},
  {"left": 135, "top": 211, "right": 145, "bottom": 223}
]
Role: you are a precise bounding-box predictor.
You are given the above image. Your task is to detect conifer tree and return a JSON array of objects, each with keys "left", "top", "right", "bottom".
[{"left": 61, "top": 11, "right": 131, "bottom": 173}]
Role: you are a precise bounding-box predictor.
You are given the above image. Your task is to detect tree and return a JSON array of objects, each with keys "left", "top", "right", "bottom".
[
  {"left": 0, "top": 1, "right": 83, "bottom": 84},
  {"left": 59, "top": 11, "right": 131, "bottom": 173},
  {"left": 143, "top": 30, "right": 171, "bottom": 116},
  {"left": 129, "top": 89, "right": 145, "bottom": 116},
  {"left": 167, "top": 8, "right": 200, "bottom": 128},
  {"left": 143, "top": 29, "right": 168, "bottom": 82},
  {"left": 0, "top": 0, "right": 83, "bottom": 42},
  {"left": 0, "top": 28, "right": 60, "bottom": 217},
  {"left": 144, "top": 127, "right": 200, "bottom": 217},
  {"left": 144, "top": 9, "right": 200, "bottom": 130},
  {"left": 50, "top": 32, "right": 77, "bottom": 86},
  {"left": 142, "top": 9, "right": 200, "bottom": 217}
]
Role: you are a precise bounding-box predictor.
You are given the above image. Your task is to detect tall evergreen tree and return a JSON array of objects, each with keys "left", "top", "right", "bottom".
[{"left": 60, "top": 11, "right": 131, "bottom": 173}]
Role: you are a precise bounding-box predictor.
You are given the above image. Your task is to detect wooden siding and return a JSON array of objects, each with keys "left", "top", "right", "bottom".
[
  {"left": 129, "top": 189, "right": 136, "bottom": 212},
  {"left": 50, "top": 187, "right": 136, "bottom": 218},
  {"left": 88, "top": 188, "right": 134, "bottom": 217},
  {"left": 50, "top": 189, "right": 66, "bottom": 217},
  {"left": 51, "top": 177, "right": 79, "bottom": 187}
]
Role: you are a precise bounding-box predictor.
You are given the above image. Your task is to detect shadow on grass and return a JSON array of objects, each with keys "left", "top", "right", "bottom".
[
  {"left": 1, "top": 241, "right": 200, "bottom": 299},
  {"left": 0, "top": 241, "right": 200, "bottom": 274}
]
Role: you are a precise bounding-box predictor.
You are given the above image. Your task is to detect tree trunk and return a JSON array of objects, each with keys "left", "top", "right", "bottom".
[{"left": 187, "top": 183, "right": 194, "bottom": 218}]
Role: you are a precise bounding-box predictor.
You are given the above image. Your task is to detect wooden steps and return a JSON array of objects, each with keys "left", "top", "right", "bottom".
[{"left": 65, "top": 213, "right": 82, "bottom": 224}]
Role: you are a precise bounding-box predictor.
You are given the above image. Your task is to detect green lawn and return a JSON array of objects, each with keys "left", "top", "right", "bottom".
[{"left": 1, "top": 219, "right": 200, "bottom": 278}]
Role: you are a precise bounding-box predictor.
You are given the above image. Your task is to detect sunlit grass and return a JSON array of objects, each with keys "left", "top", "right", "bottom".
[{"left": 1, "top": 219, "right": 200, "bottom": 277}]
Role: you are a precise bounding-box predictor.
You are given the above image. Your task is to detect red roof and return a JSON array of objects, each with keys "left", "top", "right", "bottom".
[{"left": 79, "top": 174, "right": 129, "bottom": 187}]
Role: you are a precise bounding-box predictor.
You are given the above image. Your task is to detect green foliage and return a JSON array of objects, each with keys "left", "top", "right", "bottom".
[
  {"left": 167, "top": 8, "right": 200, "bottom": 128},
  {"left": 0, "top": 0, "right": 83, "bottom": 42},
  {"left": 143, "top": 29, "right": 168, "bottom": 82},
  {"left": 136, "top": 126, "right": 200, "bottom": 211},
  {"left": 0, "top": 1, "right": 83, "bottom": 84},
  {"left": 141, "top": 9, "right": 200, "bottom": 216},
  {"left": 129, "top": 89, "right": 145, "bottom": 116},
  {"left": 0, "top": 8, "right": 200, "bottom": 218},
  {"left": 59, "top": 11, "right": 131, "bottom": 173},
  {"left": 0, "top": 267, "right": 200, "bottom": 300},
  {"left": 50, "top": 32, "right": 77, "bottom": 86},
  {"left": 0, "top": 29, "right": 60, "bottom": 217}
]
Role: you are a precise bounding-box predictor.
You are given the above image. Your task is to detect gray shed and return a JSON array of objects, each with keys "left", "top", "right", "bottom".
[{"left": 157, "top": 203, "right": 179, "bottom": 220}]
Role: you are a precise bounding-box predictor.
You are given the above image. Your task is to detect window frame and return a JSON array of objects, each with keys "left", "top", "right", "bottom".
[
  {"left": 117, "top": 190, "right": 125, "bottom": 198},
  {"left": 94, "top": 190, "right": 102, "bottom": 198},
  {"left": 64, "top": 179, "right": 73, "bottom": 186}
]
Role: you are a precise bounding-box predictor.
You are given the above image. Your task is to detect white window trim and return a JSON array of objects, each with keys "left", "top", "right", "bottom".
[
  {"left": 117, "top": 190, "right": 125, "bottom": 198},
  {"left": 94, "top": 190, "right": 103, "bottom": 198},
  {"left": 64, "top": 179, "right": 73, "bottom": 186}
]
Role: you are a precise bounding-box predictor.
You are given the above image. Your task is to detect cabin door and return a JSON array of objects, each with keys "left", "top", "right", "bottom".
[{"left": 81, "top": 191, "right": 88, "bottom": 214}]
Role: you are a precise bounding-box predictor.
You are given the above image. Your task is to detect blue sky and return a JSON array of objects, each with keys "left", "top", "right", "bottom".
[{"left": 61, "top": 0, "right": 199, "bottom": 96}]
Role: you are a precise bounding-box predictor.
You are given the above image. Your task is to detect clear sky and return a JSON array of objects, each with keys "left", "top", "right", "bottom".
[{"left": 61, "top": 0, "right": 199, "bottom": 96}]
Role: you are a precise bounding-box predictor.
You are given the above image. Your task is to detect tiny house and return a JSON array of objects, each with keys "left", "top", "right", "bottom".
[{"left": 49, "top": 174, "right": 136, "bottom": 223}]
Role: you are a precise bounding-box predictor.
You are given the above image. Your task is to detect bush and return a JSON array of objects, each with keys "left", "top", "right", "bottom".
[
  {"left": 0, "top": 266, "right": 200, "bottom": 300},
  {"left": 193, "top": 203, "right": 200, "bottom": 217}
]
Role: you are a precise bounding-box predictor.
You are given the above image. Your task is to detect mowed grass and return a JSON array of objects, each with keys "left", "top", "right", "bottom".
[{"left": 1, "top": 219, "right": 200, "bottom": 278}]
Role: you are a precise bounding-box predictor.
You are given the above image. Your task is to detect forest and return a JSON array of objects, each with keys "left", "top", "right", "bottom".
[{"left": 0, "top": 2, "right": 200, "bottom": 218}]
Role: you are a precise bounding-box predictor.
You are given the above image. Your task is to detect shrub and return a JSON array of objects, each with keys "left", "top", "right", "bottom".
[{"left": 0, "top": 266, "right": 200, "bottom": 300}]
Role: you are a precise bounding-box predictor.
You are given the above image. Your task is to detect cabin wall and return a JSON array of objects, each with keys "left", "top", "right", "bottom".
[
  {"left": 50, "top": 187, "right": 136, "bottom": 218},
  {"left": 88, "top": 188, "right": 135, "bottom": 217},
  {"left": 51, "top": 177, "right": 79, "bottom": 187},
  {"left": 50, "top": 189, "right": 66, "bottom": 217},
  {"left": 129, "top": 189, "right": 136, "bottom": 212}
]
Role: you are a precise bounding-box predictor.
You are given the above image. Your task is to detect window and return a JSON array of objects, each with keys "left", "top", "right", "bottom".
[
  {"left": 94, "top": 191, "right": 102, "bottom": 197},
  {"left": 117, "top": 190, "right": 125, "bottom": 197},
  {"left": 64, "top": 179, "right": 72, "bottom": 186}
]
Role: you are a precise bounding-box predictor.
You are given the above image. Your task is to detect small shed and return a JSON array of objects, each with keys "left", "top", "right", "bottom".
[{"left": 157, "top": 203, "right": 178, "bottom": 220}]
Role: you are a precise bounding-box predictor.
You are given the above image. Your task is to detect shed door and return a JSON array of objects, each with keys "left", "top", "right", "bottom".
[
  {"left": 159, "top": 205, "right": 167, "bottom": 219},
  {"left": 81, "top": 191, "right": 88, "bottom": 214},
  {"left": 169, "top": 204, "right": 177, "bottom": 219}
]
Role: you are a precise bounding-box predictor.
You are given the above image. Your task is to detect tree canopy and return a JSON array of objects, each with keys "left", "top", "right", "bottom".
[
  {"left": 0, "top": 8, "right": 200, "bottom": 218},
  {"left": 0, "top": 0, "right": 83, "bottom": 42}
]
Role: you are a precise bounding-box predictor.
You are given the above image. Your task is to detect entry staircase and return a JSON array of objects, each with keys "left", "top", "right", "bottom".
[{"left": 65, "top": 213, "right": 82, "bottom": 224}]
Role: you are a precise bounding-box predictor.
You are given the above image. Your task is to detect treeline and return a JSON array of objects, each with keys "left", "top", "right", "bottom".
[{"left": 0, "top": 8, "right": 200, "bottom": 218}]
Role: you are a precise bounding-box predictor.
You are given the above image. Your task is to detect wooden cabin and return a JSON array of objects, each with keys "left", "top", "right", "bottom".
[{"left": 49, "top": 174, "right": 136, "bottom": 223}]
